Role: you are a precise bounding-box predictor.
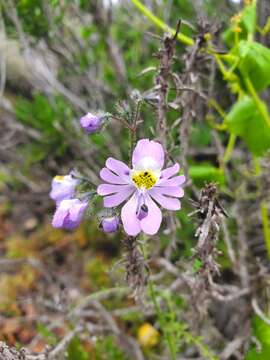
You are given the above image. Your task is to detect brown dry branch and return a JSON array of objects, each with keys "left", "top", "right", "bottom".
[
  {"left": 0, "top": 325, "right": 82, "bottom": 360},
  {"left": 155, "top": 21, "right": 181, "bottom": 145},
  {"left": 192, "top": 183, "right": 227, "bottom": 276}
]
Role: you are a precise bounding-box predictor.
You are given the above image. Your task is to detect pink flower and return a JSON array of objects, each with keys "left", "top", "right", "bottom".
[{"left": 97, "top": 139, "right": 185, "bottom": 236}]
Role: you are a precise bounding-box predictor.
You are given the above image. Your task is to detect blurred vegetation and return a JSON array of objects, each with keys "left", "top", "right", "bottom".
[{"left": 1, "top": 0, "right": 270, "bottom": 359}]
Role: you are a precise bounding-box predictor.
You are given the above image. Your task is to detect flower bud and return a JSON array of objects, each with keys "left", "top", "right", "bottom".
[
  {"left": 50, "top": 174, "right": 78, "bottom": 204},
  {"left": 80, "top": 112, "right": 104, "bottom": 134},
  {"left": 101, "top": 216, "right": 119, "bottom": 233},
  {"left": 52, "top": 199, "right": 88, "bottom": 230}
]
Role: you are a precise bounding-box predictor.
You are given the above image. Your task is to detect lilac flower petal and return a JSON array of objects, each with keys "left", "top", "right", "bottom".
[
  {"left": 136, "top": 193, "right": 148, "bottom": 220},
  {"left": 97, "top": 184, "right": 131, "bottom": 196},
  {"left": 137, "top": 206, "right": 148, "bottom": 220},
  {"left": 103, "top": 186, "right": 134, "bottom": 207},
  {"left": 121, "top": 193, "right": 141, "bottom": 236},
  {"left": 149, "top": 190, "right": 181, "bottom": 210},
  {"left": 69, "top": 201, "right": 88, "bottom": 222},
  {"left": 50, "top": 175, "right": 78, "bottom": 203},
  {"left": 158, "top": 175, "right": 186, "bottom": 187},
  {"left": 132, "top": 139, "right": 164, "bottom": 169},
  {"left": 62, "top": 217, "right": 78, "bottom": 229},
  {"left": 100, "top": 168, "right": 128, "bottom": 185},
  {"left": 140, "top": 195, "right": 162, "bottom": 235},
  {"left": 52, "top": 199, "right": 87, "bottom": 230},
  {"left": 106, "top": 157, "right": 131, "bottom": 178},
  {"left": 160, "top": 163, "right": 180, "bottom": 180},
  {"left": 52, "top": 207, "right": 68, "bottom": 228},
  {"left": 52, "top": 199, "right": 76, "bottom": 228},
  {"left": 153, "top": 186, "right": 184, "bottom": 198}
]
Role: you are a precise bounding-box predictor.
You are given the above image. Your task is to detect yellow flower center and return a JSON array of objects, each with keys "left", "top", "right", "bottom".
[
  {"left": 132, "top": 170, "right": 157, "bottom": 189},
  {"left": 54, "top": 175, "right": 65, "bottom": 181}
]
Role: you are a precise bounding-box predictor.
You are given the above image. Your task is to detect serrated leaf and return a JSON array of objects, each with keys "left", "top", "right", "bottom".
[{"left": 226, "top": 96, "right": 270, "bottom": 156}]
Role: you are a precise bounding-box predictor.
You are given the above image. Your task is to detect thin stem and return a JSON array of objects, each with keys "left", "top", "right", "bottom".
[
  {"left": 140, "top": 236, "right": 176, "bottom": 359},
  {"left": 223, "top": 134, "right": 236, "bottom": 164},
  {"left": 129, "top": 128, "right": 136, "bottom": 167},
  {"left": 148, "top": 281, "right": 177, "bottom": 360},
  {"left": 208, "top": 99, "right": 226, "bottom": 119},
  {"left": 261, "top": 202, "right": 270, "bottom": 258},
  {"left": 245, "top": 77, "right": 270, "bottom": 129},
  {"left": 111, "top": 115, "right": 132, "bottom": 130},
  {"left": 253, "top": 157, "right": 270, "bottom": 258},
  {"left": 131, "top": 0, "right": 194, "bottom": 46}
]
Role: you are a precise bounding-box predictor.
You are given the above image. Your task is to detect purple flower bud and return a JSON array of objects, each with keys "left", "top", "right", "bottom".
[
  {"left": 52, "top": 199, "right": 88, "bottom": 230},
  {"left": 80, "top": 113, "right": 103, "bottom": 134},
  {"left": 50, "top": 174, "right": 79, "bottom": 204},
  {"left": 101, "top": 216, "right": 120, "bottom": 233}
]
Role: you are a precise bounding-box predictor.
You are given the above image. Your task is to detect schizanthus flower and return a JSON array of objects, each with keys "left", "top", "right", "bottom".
[
  {"left": 101, "top": 216, "right": 120, "bottom": 233},
  {"left": 80, "top": 112, "right": 104, "bottom": 134},
  {"left": 50, "top": 174, "right": 78, "bottom": 204},
  {"left": 52, "top": 199, "right": 88, "bottom": 230},
  {"left": 97, "top": 139, "right": 185, "bottom": 236},
  {"left": 50, "top": 173, "right": 88, "bottom": 230}
]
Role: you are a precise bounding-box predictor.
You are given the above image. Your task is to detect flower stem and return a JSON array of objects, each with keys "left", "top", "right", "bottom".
[
  {"left": 148, "top": 281, "right": 177, "bottom": 360},
  {"left": 261, "top": 202, "right": 270, "bottom": 258},
  {"left": 223, "top": 134, "right": 236, "bottom": 164},
  {"left": 140, "top": 235, "right": 177, "bottom": 359},
  {"left": 253, "top": 157, "right": 270, "bottom": 258},
  {"left": 131, "top": 0, "right": 194, "bottom": 46},
  {"left": 245, "top": 77, "right": 270, "bottom": 129}
]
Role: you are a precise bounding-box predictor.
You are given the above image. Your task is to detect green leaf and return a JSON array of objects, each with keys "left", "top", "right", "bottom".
[
  {"left": 67, "top": 337, "right": 89, "bottom": 360},
  {"left": 253, "top": 316, "right": 270, "bottom": 347},
  {"left": 245, "top": 347, "right": 270, "bottom": 360},
  {"left": 226, "top": 96, "right": 270, "bottom": 156},
  {"left": 245, "top": 317, "right": 270, "bottom": 360},
  {"left": 189, "top": 165, "right": 225, "bottom": 186},
  {"left": 241, "top": 4, "right": 256, "bottom": 34},
  {"left": 237, "top": 41, "right": 270, "bottom": 91}
]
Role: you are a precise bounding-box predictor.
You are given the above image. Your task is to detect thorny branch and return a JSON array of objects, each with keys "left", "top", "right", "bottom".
[{"left": 155, "top": 21, "right": 181, "bottom": 145}]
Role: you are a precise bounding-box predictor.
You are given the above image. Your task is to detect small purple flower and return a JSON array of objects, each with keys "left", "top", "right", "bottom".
[
  {"left": 101, "top": 216, "right": 120, "bottom": 233},
  {"left": 50, "top": 174, "right": 78, "bottom": 204},
  {"left": 52, "top": 199, "right": 88, "bottom": 230},
  {"left": 80, "top": 113, "right": 103, "bottom": 134},
  {"left": 97, "top": 139, "right": 185, "bottom": 236}
]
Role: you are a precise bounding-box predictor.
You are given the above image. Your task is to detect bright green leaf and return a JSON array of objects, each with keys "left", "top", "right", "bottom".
[
  {"left": 237, "top": 41, "right": 270, "bottom": 91},
  {"left": 226, "top": 96, "right": 270, "bottom": 156},
  {"left": 245, "top": 317, "right": 270, "bottom": 360},
  {"left": 241, "top": 4, "right": 256, "bottom": 35},
  {"left": 189, "top": 165, "right": 225, "bottom": 186}
]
